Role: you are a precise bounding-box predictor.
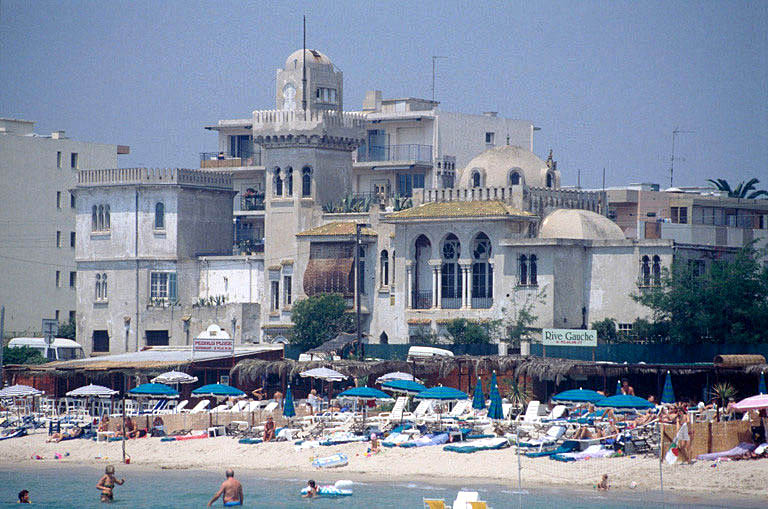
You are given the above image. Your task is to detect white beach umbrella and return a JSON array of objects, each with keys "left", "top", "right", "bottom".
[
  {"left": 299, "top": 367, "right": 347, "bottom": 382},
  {"left": 0, "top": 384, "right": 42, "bottom": 397},
  {"left": 66, "top": 384, "right": 119, "bottom": 398},
  {"left": 151, "top": 371, "right": 198, "bottom": 384},
  {"left": 376, "top": 372, "right": 422, "bottom": 384}
]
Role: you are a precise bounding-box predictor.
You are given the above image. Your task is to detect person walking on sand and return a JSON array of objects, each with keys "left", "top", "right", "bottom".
[
  {"left": 208, "top": 469, "right": 244, "bottom": 507},
  {"left": 96, "top": 465, "right": 125, "bottom": 503}
]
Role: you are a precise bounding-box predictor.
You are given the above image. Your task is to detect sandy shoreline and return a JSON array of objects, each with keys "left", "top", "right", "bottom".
[{"left": 1, "top": 432, "right": 766, "bottom": 501}]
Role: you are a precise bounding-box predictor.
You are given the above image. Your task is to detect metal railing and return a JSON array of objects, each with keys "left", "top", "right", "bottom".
[
  {"left": 441, "top": 297, "right": 462, "bottom": 309},
  {"left": 200, "top": 150, "right": 261, "bottom": 168},
  {"left": 412, "top": 290, "right": 433, "bottom": 309},
  {"left": 471, "top": 297, "right": 493, "bottom": 309},
  {"left": 240, "top": 195, "right": 265, "bottom": 211},
  {"left": 357, "top": 144, "right": 432, "bottom": 163}
]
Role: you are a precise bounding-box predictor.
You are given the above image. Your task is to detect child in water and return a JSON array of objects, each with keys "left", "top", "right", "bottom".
[
  {"left": 597, "top": 474, "right": 609, "bottom": 491},
  {"left": 302, "top": 480, "right": 318, "bottom": 498},
  {"left": 96, "top": 465, "right": 125, "bottom": 502}
]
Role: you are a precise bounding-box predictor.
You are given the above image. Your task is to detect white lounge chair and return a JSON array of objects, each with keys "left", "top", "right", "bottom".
[
  {"left": 543, "top": 404, "right": 567, "bottom": 421},
  {"left": 173, "top": 400, "right": 188, "bottom": 413},
  {"left": 519, "top": 425, "right": 566, "bottom": 450},
  {"left": 517, "top": 401, "right": 546, "bottom": 424},
  {"left": 188, "top": 400, "right": 210, "bottom": 414},
  {"left": 228, "top": 400, "right": 249, "bottom": 413},
  {"left": 449, "top": 399, "right": 471, "bottom": 419},
  {"left": 262, "top": 401, "right": 279, "bottom": 414},
  {"left": 374, "top": 396, "right": 409, "bottom": 425}
]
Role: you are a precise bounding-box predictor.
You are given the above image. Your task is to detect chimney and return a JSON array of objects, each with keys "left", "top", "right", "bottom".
[
  {"left": 362, "top": 90, "right": 383, "bottom": 112},
  {"left": 483, "top": 111, "right": 498, "bottom": 117},
  {"left": 51, "top": 130, "right": 66, "bottom": 139}
]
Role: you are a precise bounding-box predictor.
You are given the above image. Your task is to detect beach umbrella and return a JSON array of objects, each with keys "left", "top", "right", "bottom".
[
  {"left": 0, "top": 384, "right": 42, "bottom": 397},
  {"left": 759, "top": 372, "right": 766, "bottom": 395},
  {"left": 471, "top": 377, "right": 485, "bottom": 410},
  {"left": 615, "top": 380, "right": 622, "bottom": 396},
  {"left": 283, "top": 385, "right": 296, "bottom": 419},
  {"left": 732, "top": 394, "right": 768, "bottom": 411},
  {"left": 151, "top": 371, "right": 198, "bottom": 385},
  {"left": 414, "top": 386, "right": 469, "bottom": 401},
  {"left": 66, "top": 384, "right": 118, "bottom": 398},
  {"left": 595, "top": 394, "right": 654, "bottom": 410},
  {"left": 128, "top": 383, "right": 179, "bottom": 398},
  {"left": 337, "top": 387, "right": 392, "bottom": 400},
  {"left": 376, "top": 372, "right": 422, "bottom": 384},
  {"left": 381, "top": 379, "right": 426, "bottom": 395},
  {"left": 661, "top": 371, "right": 675, "bottom": 404},
  {"left": 552, "top": 389, "right": 605, "bottom": 404},
  {"left": 487, "top": 372, "right": 503, "bottom": 421},
  {"left": 299, "top": 367, "right": 347, "bottom": 382},
  {"left": 191, "top": 384, "right": 245, "bottom": 397}
]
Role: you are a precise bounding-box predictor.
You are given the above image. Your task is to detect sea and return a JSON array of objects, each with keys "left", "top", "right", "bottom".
[{"left": 0, "top": 465, "right": 760, "bottom": 508}]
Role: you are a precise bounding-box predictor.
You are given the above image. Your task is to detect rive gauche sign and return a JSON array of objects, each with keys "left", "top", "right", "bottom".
[{"left": 542, "top": 329, "right": 597, "bottom": 347}]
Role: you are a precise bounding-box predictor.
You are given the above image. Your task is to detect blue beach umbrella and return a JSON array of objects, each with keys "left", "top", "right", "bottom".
[
  {"left": 337, "top": 386, "right": 392, "bottom": 400},
  {"left": 472, "top": 377, "right": 485, "bottom": 410},
  {"left": 414, "top": 386, "right": 469, "bottom": 401},
  {"left": 759, "top": 372, "right": 766, "bottom": 395},
  {"left": 191, "top": 384, "right": 245, "bottom": 397},
  {"left": 661, "top": 371, "right": 675, "bottom": 404},
  {"left": 283, "top": 385, "right": 296, "bottom": 418},
  {"left": 552, "top": 389, "right": 605, "bottom": 404},
  {"left": 595, "top": 394, "right": 654, "bottom": 410},
  {"left": 128, "top": 383, "right": 179, "bottom": 398},
  {"left": 615, "top": 380, "right": 623, "bottom": 396},
  {"left": 487, "top": 372, "right": 503, "bottom": 421},
  {"left": 381, "top": 379, "right": 426, "bottom": 395}
]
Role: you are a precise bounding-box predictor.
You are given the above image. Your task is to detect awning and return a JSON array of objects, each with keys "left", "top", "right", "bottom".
[{"left": 303, "top": 257, "right": 354, "bottom": 296}]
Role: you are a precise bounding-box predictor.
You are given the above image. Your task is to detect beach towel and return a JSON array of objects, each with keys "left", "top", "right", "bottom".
[
  {"left": 399, "top": 433, "right": 449, "bottom": 448},
  {"left": 696, "top": 443, "right": 756, "bottom": 461},
  {"left": 443, "top": 437, "right": 509, "bottom": 453},
  {"left": 551, "top": 444, "right": 613, "bottom": 462},
  {"left": 382, "top": 432, "right": 409, "bottom": 447},
  {"left": 238, "top": 438, "right": 263, "bottom": 445}
]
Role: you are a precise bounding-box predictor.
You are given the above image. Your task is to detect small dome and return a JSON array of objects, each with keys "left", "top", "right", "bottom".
[
  {"left": 539, "top": 209, "right": 625, "bottom": 241},
  {"left": 457, "top": 145, "right": 557, "bottom": 189},
  {"left": 285, "top": 49, "right": 333, "bottom": 68}
]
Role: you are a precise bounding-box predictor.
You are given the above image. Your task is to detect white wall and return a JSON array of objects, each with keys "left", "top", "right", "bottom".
[{"left": 199, "top": 258, "right": 264, "bottom": 304}]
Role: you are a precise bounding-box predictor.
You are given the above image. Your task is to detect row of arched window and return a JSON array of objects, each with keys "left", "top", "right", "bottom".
[
  {"left": 91, "top": 205, "right": 110, "bottom": 232},
  {"left": 274, "top": 166, "right": 312, "bottom": 197},
  {"left": 640, "top": 255, "right": 662, "bottom": 287},
  {"left": 469, "top": 169, "right": 555, "bottom": 188},
  {"left": 94, "top": 273, "right": 108, "bottom": 301}
]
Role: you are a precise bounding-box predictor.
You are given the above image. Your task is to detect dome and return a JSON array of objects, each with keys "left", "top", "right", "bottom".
[
  {"left": 457, "top": 145, "right": 558, "bottom": 189},
  {"left": 285, "top": 49, "right": 333, "bottom": 68},
  {"left": 539, "top": 209, "right": 625, "bottom": 241}
]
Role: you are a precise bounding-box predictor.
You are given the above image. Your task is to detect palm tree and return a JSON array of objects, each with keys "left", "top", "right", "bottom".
[{"left": 707, "top": 178, "right": 768, "bottom": 199}]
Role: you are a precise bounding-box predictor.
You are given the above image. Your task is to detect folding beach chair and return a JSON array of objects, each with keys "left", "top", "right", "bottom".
[
  {"left": 469, "top": 502, "right": 488, "bottom": 509},
  {"left": 423, "top": 499, "right": 446, "bottom": 509}
]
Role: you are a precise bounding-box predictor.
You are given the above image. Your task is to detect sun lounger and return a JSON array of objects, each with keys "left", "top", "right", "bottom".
[
  {"left": 172, "top": 400, "right": 188, "bottom": 413},
  {"left": 525, "top": 441, "right": 579, "bottom": 458},
  {"left": 517, "top": 401, "right": 546, "bottom": 426},
  {"left": 374, "top": 396, "right": 409, "bottom": 425},
  {"left": 263, "top": 401, "right": 279, "bottom": 414},
  {"left": 382, "top": 432, "right": 410, "bottom": 447},
  {"left": 444, "top": 437, "right": 509, "bottom": 453},
  {"left": 551, "top": 444, "right": 614, "bottom": 462},
  {"left": 188, "top": 400, "right": 210, "bottom": 414},
  {"left": 319, "top": 431, "right": 367, "bottom": 446},
  {"left": 399, "top": 432, "right": 449, "bottom": 448},
  {"left": 696, "top": 442, "right": 756, "bottom": 461},
  {"left": 518, "top": 425, "right": 566, "bottom": 449},
  {"left": 469, "top": 502, "right": 488, "bottom": 509},
  {"left": 452, "top": 491, "right": 479, "bottom": 509},
  {"left": 542, "top": 405, "right": 567, "bottom": 422}
]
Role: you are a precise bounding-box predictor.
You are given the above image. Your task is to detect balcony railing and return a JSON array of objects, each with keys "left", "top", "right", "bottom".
[
  {"left": 233, "top": 239, "right": 264, "bottom": 255},
  {"left": 441, "top": 297, "right": 461, "bottom": 309},
  {"left": 471, "top": 297, "right": 493, "bottom": 309},
  {"left": 412, "top": 290, "right": 433, "bottom": 309},
  {"left": 357, "top": 144, "right": 432, "bottom": 163},
  {"left": 200, "top": 150, "right": 261, "bottom": 168},
  {"left": 240, "top": 195, "right": 265, "bottom": 211}
]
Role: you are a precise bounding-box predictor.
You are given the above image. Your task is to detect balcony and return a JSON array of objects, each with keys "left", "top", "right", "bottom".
[
  {"left": 200, "top": 150, "right": 262, "bottom": 169},
  {"left": 412, "top": 290, "right": 433, "bottom": 309},
  {"left": 441, "top": 297, "right": 461, "bottom": 309},
  {"left": 233, "top": 239, "right": 264, "bottom": 255},
  {"left": 471, "top": 297, "right": 493, "bottom": 309},
  {"left": 240, "top": 195, "right": 265, "bottom": 212},
  {"left": 357, "top": 144, "right": 432, "bottom": 164}
]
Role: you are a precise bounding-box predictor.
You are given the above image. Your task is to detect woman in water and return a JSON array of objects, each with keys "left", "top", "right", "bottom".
[
  {"left": 96, "top": 465, "right": 125, "bottom": 503},
  {"left": 302, "top": 480, "right": 318, "bottom": 498}
]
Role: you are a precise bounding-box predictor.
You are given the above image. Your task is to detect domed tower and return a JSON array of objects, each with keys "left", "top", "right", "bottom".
[{"left": 276, "top": 49, "right": 343, "bottom": 113}]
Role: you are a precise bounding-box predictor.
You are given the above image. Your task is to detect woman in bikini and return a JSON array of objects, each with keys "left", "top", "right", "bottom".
[{"left": 96, "top": 465, "right": 125, "bottom": 503}]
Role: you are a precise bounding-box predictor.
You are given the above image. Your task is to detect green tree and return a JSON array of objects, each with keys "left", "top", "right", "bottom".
[
  {"left": 444, "top": 318, "right": 494, "bottom": 344},
  {"left": 58, "top": 318, "right": 76, "bottom": 340},
  {"left": 707, "top": 178, "right": 768, "bottom": 199},
  {"left": 2, "top": 345, "right": 47, "bottom": 365},
  {"left": 591, "top": 318, "right": 618, "bottom": 342},
  {"left": 633, "top": 243, "right": 768, "bottom": 343},
  {"left": 289, "top": 294, "right": 355, "bottom": 352},
  {"left": 631, "top": 317, "right": 670, "bottom": 342}
]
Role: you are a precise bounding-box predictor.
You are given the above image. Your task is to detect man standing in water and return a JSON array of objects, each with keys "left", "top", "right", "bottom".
[{"left": 208, "top": 469, "right": 244, "bottom": 507}]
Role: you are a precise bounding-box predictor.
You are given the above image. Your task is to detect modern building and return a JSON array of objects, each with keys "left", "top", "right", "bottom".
[{"left": 0, "top": 118, "right": 127, "bottom": 335}]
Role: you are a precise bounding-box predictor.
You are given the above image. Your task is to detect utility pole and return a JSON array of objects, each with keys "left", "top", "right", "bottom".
[
  {"left": 669, "top": 127, "right": 695, "bottom": 188},
  {"left": 431, "top": 56, "right": 447, "bottom": 103},
  {"left": 354, "top": 223, "right": 362, "bottom": 359}
]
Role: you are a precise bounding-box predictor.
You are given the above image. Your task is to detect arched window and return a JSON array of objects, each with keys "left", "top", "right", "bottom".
[
  {"left": 641, "top": 255, "right": 651, "bottom": 286},
  {"left": 471, "top": 171, "right": 481, "bottom": 188},
  {"left": 413, "top": 235, "right": 432, "bottom": 309},
  {"left": 285, "top": 168, "right": 293, "bottom": 196},
  {"left": 273, "top": 168, "right": 282, "bottom": 196},
  {"left": 440, "top": 234, "right": 461, "bottom": 308},
  {"left": 471, "top": 233, "right": 492, "bottom": 306},
  {"left": 380, "top": 250, "right": 389, "bottom": 286},
  {"left": 154, "top": 202, "right": 165, "bottom": 229},
  {"left": 357, "top": 245, "right": 366, "bottom": 295},
  {"left": 509, "top": 171, "right": 521, "bottom": 186},
  {"left": 101, "top": 273, "right": 107, "bottom": 300},
  {"left": 391, "top": 250, "right": 396, "bottom": 285},
  {"left": 302, "top": 167, "right": 312, "bottom": 197},
  {"left": 519, "top": 255, "right": 528, "bottom": 286},
  {"left": 530, "top": 255, "right": 538, "bottom": 285},
  {"left": 98, "top": 205, "right": 104, "bottom": 231},
  {"left": 379, "top": 332, "right": 389, "bottom": 344},
  {"left": 92, "top": 205, "right": 98, "bottom": 231},
  {"left": 652, "top": 255, "right": 661, "bottom": 286},
  {"left": 546, "top": 173, "right": 554, "bottom": 188},
  {"left": 104, "top": 205, "right": 110, "bottom": 230},
  {"left": 95, "top": 274, "right": 101, "bottom": 300}
]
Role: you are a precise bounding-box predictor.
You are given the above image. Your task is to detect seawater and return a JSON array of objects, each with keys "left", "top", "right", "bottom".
[{"left": 0, "top": 465, "right": 755, "bottom": 508}]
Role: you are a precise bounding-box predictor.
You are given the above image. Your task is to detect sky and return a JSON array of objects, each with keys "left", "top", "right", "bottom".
[{"left": 1, "top": 0, "right": 766, "bottom": 189}]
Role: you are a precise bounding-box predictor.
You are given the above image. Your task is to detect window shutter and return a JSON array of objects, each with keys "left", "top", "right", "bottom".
[{"left": 169, "top": 272, "right": 178, "bottom": 302}]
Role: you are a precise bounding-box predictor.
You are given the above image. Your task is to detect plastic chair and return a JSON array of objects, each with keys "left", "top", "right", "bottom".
[
  {"left": 423, "top": 499, "right": 446, "bottom": 509},
  {"left": 469, "top": 502, "right": 488, "bottom": 509}
]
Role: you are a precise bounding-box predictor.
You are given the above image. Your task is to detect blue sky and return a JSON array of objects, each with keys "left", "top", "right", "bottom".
[{"left": 1, "top": 0, "right": 766, "bottom": 188}]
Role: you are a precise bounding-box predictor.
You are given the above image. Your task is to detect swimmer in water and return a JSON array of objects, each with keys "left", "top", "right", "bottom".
[
  {"left": 208, "top": 469, "right": 244, "bottom": 507},
  {"left": 96, "top": 465, "right": 125, "bottom": 503},
  {"left": 302, "top": 480, "right": 318, "bottom": 498},
  {"left": 18, "top": 489, "right": 30, "bottom": 503}
]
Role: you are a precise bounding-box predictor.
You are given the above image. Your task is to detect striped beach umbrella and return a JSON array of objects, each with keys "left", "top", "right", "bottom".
[
  {"left": 151, "top": 371, "right": 198, "bottom": 385},
  {"left": 283, "top": 385, "right": 296, "bottom": 418},
  {"left": 66, "top": 384, "right": 118, "bottom": 398},
  {"left": 487, "top": 372, "right": 503, "bottom": 420},
  {"left": 596, "top": 394, "right": 654, "bottom": 410},
  {"left": 191, "top": 384, "right": 244, "bottom": 398},
  {"left": 471, "top": 377, "right": 485, "bottom": 410},
  {"left": 661, "top": 371, "right": 675, "bottom": 404},
  {"left": 759, "top": 371, "right": 766, "bottom": 395},
  {"left": 0, "top": 384, "right": 42, "bottom": 397}
]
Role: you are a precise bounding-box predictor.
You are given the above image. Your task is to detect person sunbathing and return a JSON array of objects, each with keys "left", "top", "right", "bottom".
[
  {"left": 47, "top": 425, "right": 82, "bottom": 443},
  {"left": 263, "top": 416, "right": 275, "bottom": 442},
  {"left": 574, "top": 426, "right": 595, "bottom": 439},
  {"left": 251, "top": 388, "right": 266, "bottom": 400}
]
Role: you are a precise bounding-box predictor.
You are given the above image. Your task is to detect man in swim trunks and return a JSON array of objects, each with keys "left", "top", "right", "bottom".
[
  {"left": 208, "top": 469, "right": 244, "bottom": 506},
  {"left": 96, "top": 465, "right": 125, "bottom": 503}
]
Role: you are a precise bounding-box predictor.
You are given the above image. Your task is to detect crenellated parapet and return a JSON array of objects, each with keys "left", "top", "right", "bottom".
[{"left": 77, "top": 168, "right": 233, "bottom": 190}]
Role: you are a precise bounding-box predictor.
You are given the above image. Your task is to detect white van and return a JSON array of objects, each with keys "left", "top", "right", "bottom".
[
  {"left": 407, "top": 346, "right": 454, "bottom": 361},
  {"left": 7, "top": 337, "right": 86, "bottom": 362}
]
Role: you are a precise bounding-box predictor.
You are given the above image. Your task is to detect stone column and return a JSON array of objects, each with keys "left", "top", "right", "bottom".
[
  {"left": 436, "top": 264, "right": 443, "bottom": 309},
  {"left": 459, "top": 260, "right": 471, "bottom": 309},
  {"left": 429, "top": 259, "right": 441, "bottom": 309},
  {"left": 406, "top": 261, "right": 413, "bottom": 309}
]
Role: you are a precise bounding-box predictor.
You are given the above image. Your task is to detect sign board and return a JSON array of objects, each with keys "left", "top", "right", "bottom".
[
  {"left": 542, "top": 329, "right": 597, "bottom": 347},
  {"left": 42, "top": 319, "right": 58, "bottom": 346},
  {"left": 193, "top": 338, "right": 234, "bottom": 353},
  {"left": 219, "top": 375, "right": 230, "bottom": 386}
]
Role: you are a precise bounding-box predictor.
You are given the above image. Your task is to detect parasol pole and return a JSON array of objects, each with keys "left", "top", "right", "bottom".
[{"left": 121, "top": 390, "right": 126, "bottom": 464}]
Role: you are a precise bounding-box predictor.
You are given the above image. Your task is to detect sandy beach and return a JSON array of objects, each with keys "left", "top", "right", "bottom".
[{"left": 1, "top": 432, "right": 766, "bottom": 500}]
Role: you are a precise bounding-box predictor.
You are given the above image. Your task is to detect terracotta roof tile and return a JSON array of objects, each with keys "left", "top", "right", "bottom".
[
  {"left": 297, "top": 222, "right": 378, "bottom": 237},
  {"left": 386, "top": 200, "right": 533, "bottom": 220}
]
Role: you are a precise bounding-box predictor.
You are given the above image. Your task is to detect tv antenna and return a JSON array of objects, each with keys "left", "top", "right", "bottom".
[
  {"left": 431, "top": 56, "right": 447, "bottom": 102},
  {"left": 669, "top": 127, "right": 694, "bottom": 188}
]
